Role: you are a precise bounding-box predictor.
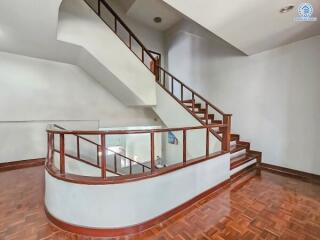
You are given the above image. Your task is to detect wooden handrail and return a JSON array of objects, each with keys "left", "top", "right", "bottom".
[
  {"left": 47, "top": 124, "right": 230, "bottom": 184},
  {"left": 157, "top": 66, "right": 229, "bottom": 116},
  {"left": 84, "top": 0, "right": 156, "bottom": 72},
  {"left": 99, "top": 0, "right": 155, "bottom": 61},
  {"left": 49, "top": 124, "right": 227, "bottom": 135}
]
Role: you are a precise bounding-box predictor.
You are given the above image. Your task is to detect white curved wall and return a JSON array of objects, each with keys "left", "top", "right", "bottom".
[{"left": 45, "top": 152, "right": 230, "bottom": 228}]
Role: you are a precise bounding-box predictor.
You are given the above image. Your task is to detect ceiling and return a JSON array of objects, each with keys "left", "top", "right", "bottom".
[
  {"left": 118, "top": 0, "right": 182, "bottom": 31},
  {"left": 161, "top": 0, "right": 320, "bottom": 55}
]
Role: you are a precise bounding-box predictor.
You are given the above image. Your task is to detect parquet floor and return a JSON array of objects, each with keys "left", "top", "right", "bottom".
[{"left": 0, "top": 166, "right": 320, "bottom": 240}]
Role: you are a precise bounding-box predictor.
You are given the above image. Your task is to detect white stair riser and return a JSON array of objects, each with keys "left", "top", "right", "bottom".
[
  {"left": 231, "top": 149, "right": 246, "bottom": 159},
  {"left": 230, "top": 159, "right": 257, "bottom": 176}
]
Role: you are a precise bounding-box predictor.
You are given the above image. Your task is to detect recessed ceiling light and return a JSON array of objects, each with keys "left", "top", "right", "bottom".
[
  {"left": 280, "top": 5, "right": 295, "bottom": 13},
  {"left": 153, "top": 17, "right": 162, "bottom": 23}
]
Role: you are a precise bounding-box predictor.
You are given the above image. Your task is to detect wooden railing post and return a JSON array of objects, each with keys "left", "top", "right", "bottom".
[
  {"left": 155, "top": 65, "right": 159, "bottom": 82},
  {"left": 101, "top": 134, "right": 107, "bottom": 178},
  {"left": 97, "top": 0, "right": 101, "bottom": 15},
  {"left": 222, "top": 115, "right": 232, "bottom": 152},
  {"left": 150, "top": 132, "right": 155, "bottom": 173},
  {"left": 192, "top": 93, "right": 195, "bottom": 112},
  {"left": 171, "top": 77, "right": 174, "bottom": 95},
  {"left": 60, "top": 134, "right": 65, "bottom": 174},
  {"left": 142, "top": 50, "right": 145, "bottom": 64},
  {"left": 77, "top": 136, "right": 80, "bottom": 159},
  {"left": 130, "top": 160, "right": 132, "bottom": 174},
  {"left": 97, "top": 145, "right": 100, "bottom": 166},
  {"left": 129, "top": 35, "right": 132, "bottom": 49},
  {"left": 181, "top": 84, "right": 183, "bottom": 101},
  {"left": 47, "top": 132, "right": 54, "bottom": 164},
  {"left": 114, "top": 154, "right": 117, "bottom": 173},
  {"left": 163, "top": 70, "right": 166, "bottom": 87},
  {"left": 183, "top": 130, "right": 187, "bottom": 164},
  {"left": 206, "top": 128, "right": 210, "bottom": 157},
  {"left": 205, "top": 103, "right": 209, "bottom": 125}
]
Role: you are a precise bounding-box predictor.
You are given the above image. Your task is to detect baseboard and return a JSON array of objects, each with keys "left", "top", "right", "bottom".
[
  {"left": 260, "top": 163, "right": 320, "bottom": 184},
  {"left": 0, "top": 158, "right": 45, "bottom": 172}
]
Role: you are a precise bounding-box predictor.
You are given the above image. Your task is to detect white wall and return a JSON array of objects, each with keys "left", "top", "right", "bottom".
[
  {"left": 166, "top": 20, "right": 320, "bottom": 174},
  {"left": 45, "top": 152, "right": 230, "bottom": 228},
  {"left": 0, "top": 51, "right": 160, "bottom": 163}
]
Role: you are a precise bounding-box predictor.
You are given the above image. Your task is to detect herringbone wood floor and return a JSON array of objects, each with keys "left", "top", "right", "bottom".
[{"left": 0, "top": 166, "right": 320, "bottom": 240}]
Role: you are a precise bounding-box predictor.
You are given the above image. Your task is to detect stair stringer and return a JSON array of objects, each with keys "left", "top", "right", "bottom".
[{"left": 58, "top": 0, "right": 156, "bottom": 106}]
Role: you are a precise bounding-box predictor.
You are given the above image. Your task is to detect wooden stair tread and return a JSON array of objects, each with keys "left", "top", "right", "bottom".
[{"left": 230, "top": 153, "right": 257, "bottom": 169}]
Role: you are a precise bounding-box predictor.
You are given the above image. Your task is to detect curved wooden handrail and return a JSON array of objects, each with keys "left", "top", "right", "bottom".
[
  {"left": 46, "top": 151, "right": 227, "bottom": 185},
  {"left": 48, "top": 124, "right": 227, "bottom": 135},
  {"left": 46, "top": 124, "right": 230, "bottom": 184}
]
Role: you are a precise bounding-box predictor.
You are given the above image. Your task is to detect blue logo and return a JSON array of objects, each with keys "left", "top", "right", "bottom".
[{"left": 296, "top": 3, "right": 317, "bottom": 21}]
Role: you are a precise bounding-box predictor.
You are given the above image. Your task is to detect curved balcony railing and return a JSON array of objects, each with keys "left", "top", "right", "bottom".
[{"left": 46, "top": 123, "right": 230, "bottom": 184}]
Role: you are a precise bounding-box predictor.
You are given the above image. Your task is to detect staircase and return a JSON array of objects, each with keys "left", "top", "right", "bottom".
[
  {"left": 183, "top": 99, "right": 261, "bottom": 174},
  {"left": 71, "top": 0, "right": 262, "bottom": 176}
]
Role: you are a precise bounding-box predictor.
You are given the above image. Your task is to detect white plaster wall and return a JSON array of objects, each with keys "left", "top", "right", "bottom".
[
  {"left": 166, "top": 21, "right": 320, "bottom": 174},
  {"left": 0, "top": 51, "right": 160, "bottom": 163},
  {"left": 58, "top": 0, "right": 156, "bottom": 106},
  {"left": 0, "top": 120, "right": 100, "bottom": 164},
  {"left": 45, "top": 152, "right": 230, "bottom": 228}
]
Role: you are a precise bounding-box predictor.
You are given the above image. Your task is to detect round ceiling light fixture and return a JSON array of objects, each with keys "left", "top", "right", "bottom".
[
  {"left": 153, "top": 17, "right": 162, "bottom": 23},
  {"left": 280, "top": 5, "right": 295, "bottom": 13}
]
